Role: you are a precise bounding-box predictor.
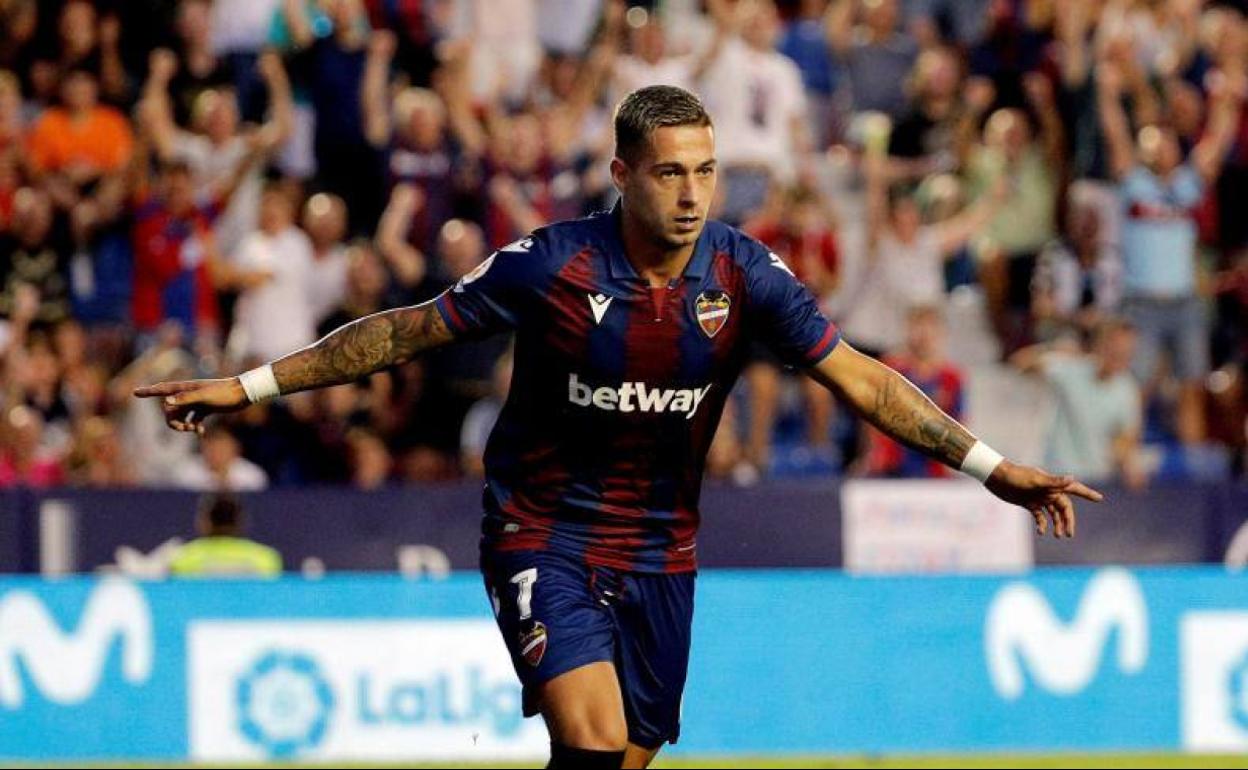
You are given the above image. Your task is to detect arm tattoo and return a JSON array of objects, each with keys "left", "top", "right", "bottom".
[
  {"left": 270, "top": 302, "right": 454, "bottom": 394},
  {"left": 866, "top": 371, "right": 976, "bottom": 468}
]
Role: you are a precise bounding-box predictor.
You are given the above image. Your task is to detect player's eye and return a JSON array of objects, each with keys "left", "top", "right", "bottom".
[
  {"left": 660, "top": 169, "right": 680, "bottom": 179},
  {"left": 696, "top": 166, "right": 714, "bottom": 176}
]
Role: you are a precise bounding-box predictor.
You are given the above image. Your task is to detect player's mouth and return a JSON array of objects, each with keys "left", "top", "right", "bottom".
[{"left": 673, "top": 215, "right": 700, "bottom": 232}]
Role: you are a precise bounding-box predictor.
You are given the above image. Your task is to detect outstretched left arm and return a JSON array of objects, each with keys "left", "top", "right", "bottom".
[{"left": 808, "top": 342, "right": 1103, "bottom": 536}]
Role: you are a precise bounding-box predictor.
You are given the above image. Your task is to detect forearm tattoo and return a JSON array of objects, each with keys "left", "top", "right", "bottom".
[
  {"left": 867, "top": 372, "right": 975, "bottom": 468},
  {"left": 271, "top": 303, "right": 453, "bottom": 394}
]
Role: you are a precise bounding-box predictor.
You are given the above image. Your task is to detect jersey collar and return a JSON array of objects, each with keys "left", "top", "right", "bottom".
[{"left": 601, "top": 201, "right": 713, "bottom": 283}]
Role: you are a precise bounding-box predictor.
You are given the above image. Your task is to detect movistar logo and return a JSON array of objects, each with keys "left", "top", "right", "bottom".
[
  {"left": 984, "top": 568, "right": 1148, "bottom": 700},
  {"left": 0, "top": 579, "right": 153, "bottom": 708},
  {"left": 567, "top": 373, "right": 711, "bottom": 420}
]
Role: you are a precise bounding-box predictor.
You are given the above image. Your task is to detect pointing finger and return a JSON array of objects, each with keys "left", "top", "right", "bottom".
[
  {"left": 1062, "top": 479, "right": 1104, "bottom": 503},
  {"left": 134, "top": 381, "right": 199, "bottom": 398}
]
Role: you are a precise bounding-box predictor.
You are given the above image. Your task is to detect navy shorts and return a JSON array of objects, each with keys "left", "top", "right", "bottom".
[{"left": 480, "top": 548, "right": 695, "bottom": 748}]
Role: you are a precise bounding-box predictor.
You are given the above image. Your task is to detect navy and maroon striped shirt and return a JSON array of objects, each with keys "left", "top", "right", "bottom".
[{"left": 434, "top": 205, "right": 840, "bottom": 573}]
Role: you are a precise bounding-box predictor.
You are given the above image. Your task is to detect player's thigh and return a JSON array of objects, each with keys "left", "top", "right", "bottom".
[
  {"left": 482, "top": 551, "right": 624, "bottom": 744},
  {"left": 539, "top": 660, "right": 629, "bottom": 750}
]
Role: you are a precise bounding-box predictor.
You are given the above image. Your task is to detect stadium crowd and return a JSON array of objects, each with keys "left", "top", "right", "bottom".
[{"left": 0, "top": 0, "right": 1245, "bottom": 491}]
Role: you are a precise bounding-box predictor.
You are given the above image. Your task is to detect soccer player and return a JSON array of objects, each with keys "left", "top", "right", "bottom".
[{"left": 135, "top": 86, "right": 1102, "bottom": 770}]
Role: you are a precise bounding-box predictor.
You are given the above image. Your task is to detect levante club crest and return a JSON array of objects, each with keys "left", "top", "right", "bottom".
[
  {"left": 695, "top": 291, "right": 731, "bottom": 338},
  {"left": 519, "top": 620, "right": 548, "bottom": 667}
]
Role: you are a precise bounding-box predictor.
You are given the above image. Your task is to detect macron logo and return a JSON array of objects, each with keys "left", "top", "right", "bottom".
[
  {"left": 768, "top": 251, "right": 795, "bottom": 277},
  {"left": 588, "top": 293, "right": 613, "bottom": 325},
  {"left": 568, "top": 373, "right": 711, "bottom": 420}
]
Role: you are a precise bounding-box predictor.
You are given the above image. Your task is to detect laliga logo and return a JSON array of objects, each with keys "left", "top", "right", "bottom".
[
  {"left": 237, "top": 651, "right": 335, "bottom": 758},
  {"left": 984, "top": 568, "right": 1148, "bottom": 700},
  {"left": 0, "top": 578, "right": 153, "bottom": 708}
]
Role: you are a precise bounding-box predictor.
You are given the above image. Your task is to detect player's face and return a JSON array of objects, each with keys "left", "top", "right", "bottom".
[{"left": 616, "top": 124, "right": 717, "bottom": 250}]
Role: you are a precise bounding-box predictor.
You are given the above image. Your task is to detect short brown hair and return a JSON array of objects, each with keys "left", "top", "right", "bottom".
[{"left": 614, "top": 85, "right": 712, "bottom": 165}]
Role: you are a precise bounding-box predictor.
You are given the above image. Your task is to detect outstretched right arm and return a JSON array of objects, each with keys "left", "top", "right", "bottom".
[{"left": 134, "top": 301, "right": 455, "bottom": 432}]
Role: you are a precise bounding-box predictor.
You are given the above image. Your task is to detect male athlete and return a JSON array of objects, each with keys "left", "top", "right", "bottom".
[{"left": 137, "top": 86, "right": 1102, "bottom": 769}]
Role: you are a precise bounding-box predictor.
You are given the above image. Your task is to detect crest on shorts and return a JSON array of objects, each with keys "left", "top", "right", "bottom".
[
  {"left": 695, "top": 290, "right": 731, "bottom": 338},
  {"left": 519, "top": 621, "right": 548, "bottom": 667}
]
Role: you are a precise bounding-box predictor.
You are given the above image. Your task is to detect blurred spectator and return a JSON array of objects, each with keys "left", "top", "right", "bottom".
[
  {"left": 1032, "top": 185, "right": 1125, "bottom": 345},
  {"left": 280, "top": 0, "right": 384, "bottom": 233},
  {"left": 1098, "top": 59, "right": 1245, "bottom": 444},
  {"left": 827, "top": 0, "right": 918, "bottom": 121},
  {"left": 302, "top": 192, "right": 350, "bottom": 324},
  {"left": 26, "top": 1, "right": 129, "bottom": 106},
  {"left": 169, "top": 493, "right": 282, "bottom": 577},
  {"left": 25, "top": 66, "right": 133, "bottom": 224},
  {"left": 865, "top": 305, "right": 965, "bottom": 478},
  {"left": 125, "top": 117, "right": 263, "bottom": 348},
  {"left": 316, "top": 241, "right": 391, "bottom": 336},
  {"left": 0, "top": 187, "right": 71, "bottom": 324},
  {"left": 461, "top": 350, "right": 513, "bottom": 478},
  {"left": 0, "top": 405, "right": 64, "bottom": 488},
  {"left": 166, "top": 0, "right": 235, "bottom": 128},
  {"left": 967, "top": 75, "right": 1063, "bottom": 354},
  {"left": 225, "top": 182, "right": 318, "bottom": 362},
  {"left": 209, "top": 0, "right": 282, "bottom": 121},
  {"left": 127, "top": 156, "right": 224, "bottom": 347},
  {"left": 171, "top": 423, "right": 269, "bottom": 491},
  {"left": 741, "top": 184, "right": 839, "bottom": 471},
  {"left": 365, "top": 30, "right": 484, "bottom": 255},
  {"left": 375, "top": 183, "right": 431, "bottom": 292},
  {"left": 108, "top": 324, "right": 198, "bottom": 485},
  {"left": 456, "top": 0, "right": 542, "bottom": 105},
  {"left": 610, "top": 1, "right": 722, "bottom": 107},
  {"left": 16, "top": 334, "right": 71, "bottom": 445},
  {"left": 417, "top": 220, "right": 510, "bottom": 463},
  {"left": 778, "top": 0, "right": 840, "bottom": 148},
  {"left": 347, "top": 426, "right": 393, "bottom": 489},
  {"left": 701, "top": 0, "right": 810, "bottom": 222},
  {"left": 65, "top": 415, "right": 136, "bottom": 487},
  {"left": 1011, "top": 319, "right": 1147, "bottom": 489},
  {"left": 141, "top": 48, "right": 294, "bottom": 259},
  {"left": 484, "top": 111, "right": 579, "bottom": 247},
  {"left": 841, "top": 146, "right": 1001, "bottom": 355},
  {"left": 886, "top": 46, "right": 963, "bottom": 181},
  {"left": 964, "top": 0, "right": 1050, "bottom": 110}
]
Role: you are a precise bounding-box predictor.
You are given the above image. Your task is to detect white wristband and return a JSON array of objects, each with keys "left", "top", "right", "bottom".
[
  {"left": 238, "top": 364, "right": 281, "bottom": 404},
  {"left": 960, "top": 440, "right": 1004, "bottom": 483}
]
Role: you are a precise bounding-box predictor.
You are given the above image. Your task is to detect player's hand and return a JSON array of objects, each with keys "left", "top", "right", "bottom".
[
  {"left": 133, "top": 378, "right": 249, "bottom": 434},
  {"left": 984, "top": 460, "right": 1104, "bottom": 538}
]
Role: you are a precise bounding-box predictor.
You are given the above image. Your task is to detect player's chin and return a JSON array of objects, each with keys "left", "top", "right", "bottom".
[{"left": 663, "top": 225, "right": 703, "bottom": 246}]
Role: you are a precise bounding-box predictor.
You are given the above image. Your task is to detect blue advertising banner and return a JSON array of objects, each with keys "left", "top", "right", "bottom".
[
  {"left": 9, "top": 480, "right": 1241, "bottom": 575},
  {"left": 2, "top": 567, "right": 1248, "bottom": 761}
]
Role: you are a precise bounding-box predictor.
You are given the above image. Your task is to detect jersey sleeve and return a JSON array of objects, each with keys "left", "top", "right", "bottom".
[
  {"left": 745, "top": 239, "right": 841, "bottom": 367},
  {"left": 433, "top": 234, "right": 548, "bottom": 338}
]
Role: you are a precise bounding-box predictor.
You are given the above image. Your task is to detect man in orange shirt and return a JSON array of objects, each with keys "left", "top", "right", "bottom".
[{"left": 25, "top": 66, "right": 133, "bottom": 210}]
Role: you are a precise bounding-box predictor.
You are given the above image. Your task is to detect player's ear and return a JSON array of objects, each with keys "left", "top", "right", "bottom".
[{"left": 609, "top": 156, "right": 630, "bottom": 193}]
